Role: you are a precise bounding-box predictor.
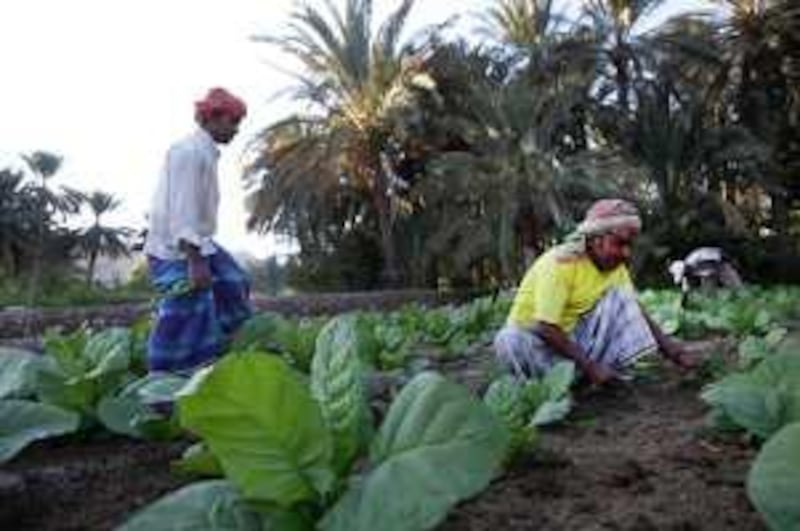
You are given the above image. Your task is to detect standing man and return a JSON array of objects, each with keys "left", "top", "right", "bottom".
[
  {"left": 494, "top": 199, "right": 696, "bottom": 385},
  {"left": 143, "top": 87, "right": 253, "bottom": 373}
]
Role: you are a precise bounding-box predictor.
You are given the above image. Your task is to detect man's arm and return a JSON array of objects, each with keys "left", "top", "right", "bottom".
[
  {"left": 533, "top": 321, "right": 617, "bottom": 384},
  {"left": 167, "top": 146, "right": 212, "bottom": 291},
  {"left": 639, "top": 304, "right": 697, "bottom": 368},
  {"left": 179, "top": 240, "right": 211, "bottom": 290}
]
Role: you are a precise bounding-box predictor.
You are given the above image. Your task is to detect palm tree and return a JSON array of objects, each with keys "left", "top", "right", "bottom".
[
  {"left": 0, "top": 168, "right": 39, "bottom": 275},
  {"left": 247, "top": 0, "right": 420, "bottom": 286},
  {"left": 77, "top": 191, "right": 132, "bottom": 286},
  {"left": 656, "top": 0, "right": 799, "bottom": 237},
  {"left": 387, "top": 41, "right": 610, "bottom": 284},
  {"left": 595, "top": 68, "right": 769, "bottom": 273},
  {"left": 21, "top": 151, "right": 82, "bottom": 222},
  {"left": 480, "top": 0, "right": 598, "bottom": 157},
  {"left": 16, "top": 151, "right": 84, "bottom": 308},
  {"left": 580, "top": 0, "right": 665, "bottom": 113},
  {"left": 483, "top": 0, "right": 560, "bottom": 49}
]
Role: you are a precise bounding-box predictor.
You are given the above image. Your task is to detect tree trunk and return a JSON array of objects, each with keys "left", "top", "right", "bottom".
[
  {"left": 770, "top": 190, "right": 790, "bottom": 240},
  {"left": 613, "top": 34, "right": 630, "bottom": 114},
  {"left": 372, "top": 167, "right": 401, "bottom": 288},
  {"left": 86, "top": 252, "right": 97, "bottom": 287}
]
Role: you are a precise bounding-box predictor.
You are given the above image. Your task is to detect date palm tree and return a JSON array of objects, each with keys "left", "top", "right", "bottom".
[
  {"left": 655, "top": 0, "right": 800, "bottom": 236},
  {"left": 247, "top": 0, "right": 420, "bottom": 286},
  {"left": 0, "top": 168, "right": 39, "bottom": 275},
  {"left": 77, "top": 191, "right": 132, "bottom": 286},
  {"left": 580, "top": 0, "right": 665, "bottom": 113}
]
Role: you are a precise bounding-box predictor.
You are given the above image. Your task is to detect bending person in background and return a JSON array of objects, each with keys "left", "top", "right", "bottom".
[
  {"left": 669, "top": 247, "right": 744, "bottom": 304},
  {"left": 494, "top": 199, "right": 696, "bottom": 385},
  {"left": 143, "top": 87, "right": 253, "bottom": 374}
]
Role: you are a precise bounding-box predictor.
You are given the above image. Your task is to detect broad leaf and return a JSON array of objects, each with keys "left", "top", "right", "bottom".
[
  {"left": 103, "top": 373, "right": 188, "bottom": 439},
  {"left": 530, "top": 398, "right": 572, "bottom": 427},
  {"left": 117, "top": 480, "right": 264, "bottom": 531},
  {"left": 232, "top": 313, "right": 323, "bottom": 372},
  {"left": 97, "top": 392, "right": 148, "bottom": 437},
  {"left": 311, "top": 315, "right": 373, "bottom": 474},
  {"left": 0, "top": 348, "right": 44, "bottom": 399},
  {"left": 320, "top": 372, "right": 508, "bottom": 531},
  {"left": 83, "top": 327, "right": 132, "bottom": 379},
  {"left": 96, "top": 379, "right": 181, "bottom": 441},
  {"left": 702, "top": 352, "right": 800, "bottom": 439},
  {"left": 0, "top": 400, "right": 80, "bottom": 463},
  {"left": 35, "top": 366, "right": 98, "bottom": 415},
  {"left": 747, "top": 422, "right": 800, "bottom": 531},
  {"left": 43, "top": 327, "right": 89, "bottom": 377},
  {"left": 173, "top": 442, "right": 224, "bottom": 477},
  {"left": 178, "top": 353, "right": 334, "bottom": 507},
  {"left": 542, "top": 361, "right": 575, "bottom": 399},
  {"left": 483, "top": 376, "right": 535, "bottom": 459},
  {"left": 484, "top": 376, "right": 527, "bottom": 434},
  {"left": 134, "top": 373, "right": 190, "bottom": 405}
]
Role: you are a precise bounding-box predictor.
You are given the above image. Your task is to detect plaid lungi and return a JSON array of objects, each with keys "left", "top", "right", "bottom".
[
  {"left": 147, "top": 245, "right": 253, "bottom": 373},
  {"left": 494, "top": 288, "right": 657, "bottom": 379}
]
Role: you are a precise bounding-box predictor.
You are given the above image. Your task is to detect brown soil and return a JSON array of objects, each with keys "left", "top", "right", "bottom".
[
  {"left": 442, "top": 364, "right": 764, "bottom": 531},
  {"left": 1, "top": 344, "right": 765, "bottom": 531},
  {"left": 3, "top": 438, "right": 190, "bottom": 531}
]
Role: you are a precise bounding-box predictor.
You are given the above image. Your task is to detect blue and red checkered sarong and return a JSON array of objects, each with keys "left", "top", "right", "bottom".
[{"left": 147, "top": 245, "right": 253, "bottom": 373}]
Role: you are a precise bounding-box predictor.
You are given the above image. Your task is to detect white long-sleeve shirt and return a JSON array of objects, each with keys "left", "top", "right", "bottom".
[{"left": 144, "top": 128, "right": 220, "bottom": 260}]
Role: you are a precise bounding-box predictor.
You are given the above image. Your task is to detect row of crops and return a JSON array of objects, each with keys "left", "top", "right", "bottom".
[{"left": 1, "top": 285, "right": 799, "bottom": 530}]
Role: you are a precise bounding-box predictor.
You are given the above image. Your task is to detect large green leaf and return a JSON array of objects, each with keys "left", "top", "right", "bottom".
[
  {"left": 117, "top": 480, "right": 265, "bottom": 531},
  {"left": 97, "top": 392, "right": 148, "bottom": 438},
  {"left": 231, "top": 313, "right": 287, "bottom": 352},
  {"left": 530, "top": 398, "right": 572, "bottom": 427},
  {"left": 178, "top": 353, "right": 335, "bottom": 507},
  {"left": 36, "top": 327, "right": 135, "bottom": 417},
  {"left": 173, "top": 443, "right": 224, "bottom": 477},
  {"left": 701, "top": 352, "right": 800, "bottom": 439},
  {"left": 747, "top": 422, "right": 800, "bottom": 531},
  {"left": 0, "top": 399, "right": 80, "bottom": 463},
  {"left": 95, "top": 376, "right": 182, "bottom": 441},
  {"left": 483, "top": 375, "right": 535, "bottom": 459},
  {"left": 83, "top": 327, "right": 132, "bottom": 379},
  {"left": 311, "top": 315, "right": 373, "bottom": 474},
  {"left": 701, "top": 376, "right": 782, "bottom": 439},
  {"left": 232, "top": 313, "right": 323, "bottom": 372},
  {"left": 320, "top": 372, "right": 508, "bottom": 531},
  {"left": 134, "top": 373, "right": 190, "bottom": 405},
  {"left": 0, "top": 348, "right": 44, "bottom": 399},
  {"left": 35, "top": 366, "right": 98, "bottom": 416},
  {"left": 542, "top": 361, "right": 575, "bottom": 400},
  {"left": 43, "top": 327, "right": 89, "bottom": 377},
  {"left": 96, "top": 373, "right": 186, "bottom": 440}
]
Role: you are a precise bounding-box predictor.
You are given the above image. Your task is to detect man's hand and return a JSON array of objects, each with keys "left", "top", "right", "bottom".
[
  {"left": 640, "top": 302, "right": 700, "bottom": 370},
  {"left": 188, "top": 255, "right": 212, "bottom": 290},
  {"left": 663, "top": 340, "right": 700, "bottom": 370},
  {"left": 583, "top": 360, "right": 618, "bottom": 385},
  {"left": 180, "top": 239, "right": 212, "bottom": 291},
  {"left": 534, "top": 322, "right": 619, "bottom": 386}
]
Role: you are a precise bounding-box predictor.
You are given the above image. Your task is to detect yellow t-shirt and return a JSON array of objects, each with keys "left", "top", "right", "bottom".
[{"left": 508, "top": 247, "right": 634, "bottom": 332}]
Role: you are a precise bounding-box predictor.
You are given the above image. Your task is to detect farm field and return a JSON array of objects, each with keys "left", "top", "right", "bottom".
[
  {"left": 5, "top": 348, "right": 762, "bottom": 531},
  {"left": 1, "top": 287, "right": 798, "bottom": 531}
]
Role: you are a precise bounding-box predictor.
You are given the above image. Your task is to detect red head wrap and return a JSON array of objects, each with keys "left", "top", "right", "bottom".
[
  {"left": 577, "top": 198, "right": 642, "bottom": 236},
  {"left": 195, "top": 87, "right": 247, "bottom": 122}
]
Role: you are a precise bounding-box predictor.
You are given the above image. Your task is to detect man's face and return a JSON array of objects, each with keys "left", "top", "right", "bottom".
[
  {"left": 587, "top": 226, "right": 639, "bottom": 271},
  {"left": 204, "top": 113, "right": 241, "bottom": 144}
]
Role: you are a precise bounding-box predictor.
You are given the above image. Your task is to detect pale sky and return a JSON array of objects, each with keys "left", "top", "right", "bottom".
[{"left": 0, "top": 0, "right": 702, "bottom": 260}]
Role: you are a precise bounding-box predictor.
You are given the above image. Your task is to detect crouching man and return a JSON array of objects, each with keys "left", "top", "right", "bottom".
[{"left": 494, "top": 199, "right": 696, "bottom": 385}]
